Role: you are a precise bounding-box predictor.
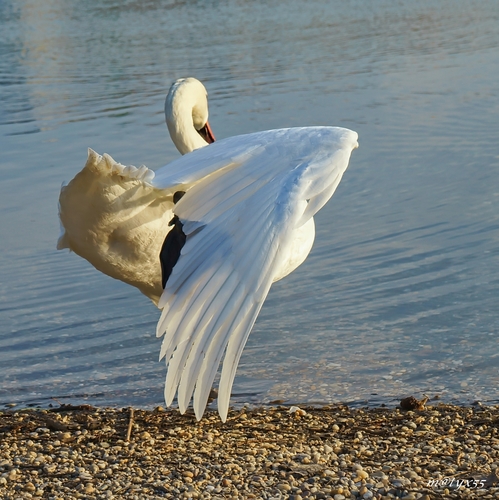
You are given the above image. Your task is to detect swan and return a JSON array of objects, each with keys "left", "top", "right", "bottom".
[{"left": 58, "top": 77, "right": 358, "bottom": 421}]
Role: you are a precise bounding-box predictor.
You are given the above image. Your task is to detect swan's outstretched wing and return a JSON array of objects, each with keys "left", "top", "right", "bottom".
[{"left": 154, "top": 127, "right": 358, "bottom": 421}]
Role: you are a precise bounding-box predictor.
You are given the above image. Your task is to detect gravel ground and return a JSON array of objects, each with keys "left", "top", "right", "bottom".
[{"left": 1, "top": 402, "right": 499, "bottom": 499}]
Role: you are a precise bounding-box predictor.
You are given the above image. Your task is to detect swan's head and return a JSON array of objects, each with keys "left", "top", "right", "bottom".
[{"left": 165, "top": 77, "right": 216, "bottom": 155}]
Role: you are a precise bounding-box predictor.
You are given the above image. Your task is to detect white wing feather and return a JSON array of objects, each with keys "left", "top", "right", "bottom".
[{"left": 154, "top": 126, "right": 358, "bottom": 421}]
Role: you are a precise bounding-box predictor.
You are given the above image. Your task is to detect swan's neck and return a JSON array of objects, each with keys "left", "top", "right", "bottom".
[{"left": 165, "top": 84, "right": 209, "bottom": 155}]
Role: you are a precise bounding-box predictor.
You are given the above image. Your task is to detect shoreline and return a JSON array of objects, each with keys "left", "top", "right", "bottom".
[{"left": 1, "top": 403, "right": 499, "bottom": 499}]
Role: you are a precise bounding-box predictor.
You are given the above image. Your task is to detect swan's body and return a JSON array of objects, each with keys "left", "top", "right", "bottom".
[{"left": 58, "top": 78, "right": 358, "bottom": 421}]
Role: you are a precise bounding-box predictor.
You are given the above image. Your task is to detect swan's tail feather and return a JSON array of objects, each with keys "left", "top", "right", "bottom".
[
  {"left": 56, "top": 231, "right": 70, "bottom": 250},
  {"left": 84, "top": 148, "right": 156, "bottom": 184}
]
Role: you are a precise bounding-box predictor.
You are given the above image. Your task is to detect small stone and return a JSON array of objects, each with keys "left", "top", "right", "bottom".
[
  {"left": 79, "top": 471, "right": 93, "bottom": 481},
  {"left": 84, "top": 484, "right": 95, "bottom": 494},
  {"left": 356, "top": 470, "right": 369, "bottom": 480},
  {"left": 400, "top": 396, "right": 428, "bottom": 410},
  {"left": 405, "top": 470, "right": 419, "bottom": 480},
  {"left": 25, "top": 482, "right": 36, "bottom": 492},
  {"left": 289, "top": 406, "right": 307, "bottom": 416}
]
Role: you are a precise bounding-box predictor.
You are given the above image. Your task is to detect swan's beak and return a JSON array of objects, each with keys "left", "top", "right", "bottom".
[{"left": 197, "top": 121, "right": 216, "bottom": 144}]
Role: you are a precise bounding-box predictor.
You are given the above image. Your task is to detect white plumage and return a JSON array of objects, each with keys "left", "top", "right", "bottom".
[{"left": 58, "top": 77, "right": 358, "bottom": 421}]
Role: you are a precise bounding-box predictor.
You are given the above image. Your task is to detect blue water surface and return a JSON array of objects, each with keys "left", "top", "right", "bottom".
[{"left": 1, "top": 0, "right": 498, "bottom": 410}]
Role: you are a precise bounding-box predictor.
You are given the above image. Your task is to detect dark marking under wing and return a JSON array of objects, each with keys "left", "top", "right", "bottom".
[
  {"left": 160, "top": 215, "right": 187, "bottom": 289},
  {"left": 173, "top": 190, "right": 185, "bottom": 204}
]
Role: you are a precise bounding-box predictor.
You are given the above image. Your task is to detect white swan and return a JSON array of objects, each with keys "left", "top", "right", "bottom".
[{"left": 58, "top": 77, "right": 358, "bottom": 421}]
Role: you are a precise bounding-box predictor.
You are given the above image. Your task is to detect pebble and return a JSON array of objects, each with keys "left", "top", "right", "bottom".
[
  {"left": 0, "top": 404, "right": 498, "bottom": 499},
  {"left": 356, "top": 470, "right": 369, "bottom": 480},
  {"left": 84, "top": 483, "right": 95, "bottom": 494}
]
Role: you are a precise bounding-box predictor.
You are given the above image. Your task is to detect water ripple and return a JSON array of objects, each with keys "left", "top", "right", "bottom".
[{"left": 1, "top": 0, "right": 499, "bottom": 409}]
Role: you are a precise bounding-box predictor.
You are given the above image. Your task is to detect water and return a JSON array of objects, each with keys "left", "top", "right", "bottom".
[{"left": 1, "top": 0, "right": 498, "bottom": 410}]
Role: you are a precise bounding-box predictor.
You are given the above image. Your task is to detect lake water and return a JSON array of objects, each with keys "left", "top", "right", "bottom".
[{"left": 1, "top": 0, "right": 498, "bottom": 411}]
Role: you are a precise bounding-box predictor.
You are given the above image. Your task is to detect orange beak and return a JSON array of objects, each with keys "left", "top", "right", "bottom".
[{"left": 197, "top": 121, "right": 216, "bottom": 144}]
